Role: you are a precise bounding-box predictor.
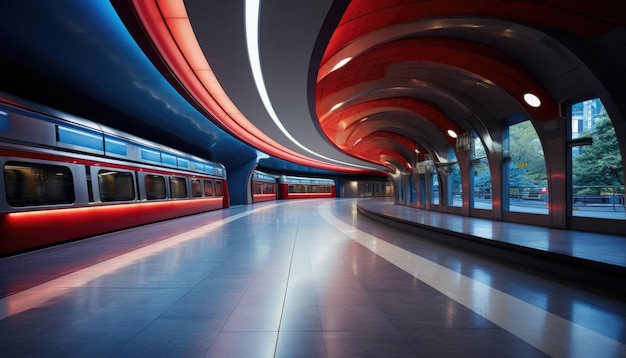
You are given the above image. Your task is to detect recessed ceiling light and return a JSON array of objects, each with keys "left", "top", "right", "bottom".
[
  {"left": 523, "top": 93, "right": 541, "bottom": 108},
  {"left": 331, "top": 57, "right": 352, "bottom": 72},
  {"left": 447, "top": 130, "right": 458, "bottom": 138},
  {"left": 330, "top": 102, "right": 343, "bottom": 111}
]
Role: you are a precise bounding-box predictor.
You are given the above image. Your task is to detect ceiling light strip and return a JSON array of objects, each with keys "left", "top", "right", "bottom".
[
  {"left": 245, "top": 0, "right": 376, "bottom": 170},
  {"left": 130, "top": 0, "right": 371, "bottom": 173}
]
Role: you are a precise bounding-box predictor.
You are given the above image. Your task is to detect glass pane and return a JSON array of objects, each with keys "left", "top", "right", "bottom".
[
  {"left": 472, "top": 136, "right": 492, "bottom": 210},
  {"left": 408, "top": 174, "right": 416, "bottom": 203},
  {"left": 506, "top": 120, "right": 548, "bottom": 214},
  {"left": 571, "top": 98, "right": 624, "bottom": 219},
  {"left": 98, "top": 170, "right": 135, "bottom": 202},
  {"left": 204, "top": 180, "right": 214, "bottom": 196},
  {"left": 215, "top": 181, "right": 224, "bottom": 196},
  {"left": 431, "top": 171, "right": 439, "bottom": 205},
  {"left": 170, "top": 177, "right": 187, "bottom": 198},
  {"left": 449, "top": 163, "right": 462, "bottom": 207},
  {"left": 473, "top": 158, "right": 492, "bottom": 210},
  {"left": 4, "top": 161, "right": 74, "bottom": 206},
  {"left": 145, "top": 175, "right": 166, "bottom": 200},
  {"left": 191, "top": 179, "right": 203, "bottom": 197},
  {"left": 446, "top": 150, "right": 462, "bottom": 207}
]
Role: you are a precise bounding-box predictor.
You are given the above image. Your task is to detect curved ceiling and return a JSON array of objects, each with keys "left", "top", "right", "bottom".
[
  {"left": 316, "top": 0, "right": 626, "bottom": 171},
  {"left": 1, "top": 0, "right": 624, "bottom": 176}
]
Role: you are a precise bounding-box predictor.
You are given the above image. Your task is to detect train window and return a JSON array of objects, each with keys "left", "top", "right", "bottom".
[
  {"left": 4, "top": 161, "right": 75, "bottom": 207},
  {"left": 191, "top": 179, "right": 203, "bottom": 197},
  {"left": 98, "top": 170, "right": 135, "bottom": 202},
  {"left": 170, "top": 177, "right": 188, "bottom": 198},
  {"left": 204, "top": 180, "right": 214, "bottom": 196},
  {"left": 145, "top": 175, "right": 166, "bottom": 200},
  {"left": 215, "top": 180, "right": 224, "bottom": 196}
]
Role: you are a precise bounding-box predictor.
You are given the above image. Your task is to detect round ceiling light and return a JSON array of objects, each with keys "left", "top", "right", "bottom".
[
  {"left": 331, "top": 57, "right": 352, "bottom": 72},
  {"left": 447, "top": 129, "right": 458, "bottom": 138},
  {"left": 523, "top": 93, "right": 541, "bottom": 108},
  {"left": 330, "top": 102, "right": 343, "bottom": 111}
]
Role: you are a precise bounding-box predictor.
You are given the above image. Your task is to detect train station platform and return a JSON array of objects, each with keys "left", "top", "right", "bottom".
[
  {"left": 1, "top": 199, "right": 625, "bottom": 357},
  {"left": 357, "top": 199, "right": 626, "bottom": 296}
]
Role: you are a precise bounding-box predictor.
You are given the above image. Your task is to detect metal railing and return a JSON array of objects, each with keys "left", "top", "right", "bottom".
[{"left": 572, "top": 185, "right": 624, "bottom": 211}]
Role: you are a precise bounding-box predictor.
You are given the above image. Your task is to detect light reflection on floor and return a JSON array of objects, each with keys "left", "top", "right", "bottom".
[{"left": 318, "top": 202, "right": 626, "bottom": 357}]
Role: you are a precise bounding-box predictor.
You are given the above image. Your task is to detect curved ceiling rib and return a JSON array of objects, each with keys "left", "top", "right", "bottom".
[
  {"left": 129, "top": 0, "right": 380, "bottom": 174},
  {"left": 313, "top": 0, "right": 614, "bottom": 171},
  {"left": 322, "top": 0, "right": 618, "bottom": 66},
  {"left": 351, "top": 132, "right": 422, "bottom": 171},
  {"left": 321, "top": 98, "right": 464, "bottom": 147},
  {"left": 319, "top": 38, "right": 558, "bottom": 121}
]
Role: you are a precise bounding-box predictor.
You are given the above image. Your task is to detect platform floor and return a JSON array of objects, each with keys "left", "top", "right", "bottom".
[{"left": 1, "top": 199, "right": 625, "bottom": 357}]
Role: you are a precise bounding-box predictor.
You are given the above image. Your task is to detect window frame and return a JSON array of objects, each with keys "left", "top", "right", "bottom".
[
  {"left": 144, "top": 174, "right": 167, "bottom": 201},
  {"left": 3, "top": 160, "right": 76, "bottom": 207},
  {"left": 169, "top": 176, "right": 188, "bottom": 199},
  {"left": 97, "top": 168, "right": 136, "bottom": 202}
]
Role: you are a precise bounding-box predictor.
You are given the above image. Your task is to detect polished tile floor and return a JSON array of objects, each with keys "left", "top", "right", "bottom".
[{"left": 1, "top": 199, "right": 625, "bottom": 357}]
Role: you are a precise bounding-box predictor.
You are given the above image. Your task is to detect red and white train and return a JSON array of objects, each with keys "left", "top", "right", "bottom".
[
  {"left": 0, "top": 93, "right": 228, "bottom": 256},
  {"left": 251, "top": 170, "right": 277, "bottom": 203},
  {"left": 277, "top": 175, "right": 336, "bottom": 199}
]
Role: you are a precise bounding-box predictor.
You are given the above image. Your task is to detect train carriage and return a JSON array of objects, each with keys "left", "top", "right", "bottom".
[
  {"left": 0, "top": 94, "right": 228, "bottom": 256},
  {"left": 251, "top": 170, "right": 277, "bottom": 203},
  {"left": 277, "top": 175, "right": 336, "bottom": 199}
]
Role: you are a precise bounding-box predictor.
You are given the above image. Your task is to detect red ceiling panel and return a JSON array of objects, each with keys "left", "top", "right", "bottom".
[
  {"left": 324, "top": 0, "right": 619, "bottom": 65},
  {"left": 320, "top": 98, "right": 462, "bottom": 149},
  {"left": 318, "top": 37, "right": 557, "bottom": 121}
]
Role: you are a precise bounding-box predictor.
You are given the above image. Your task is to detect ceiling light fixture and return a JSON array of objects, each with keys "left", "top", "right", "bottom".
[
  {"left": 330, "top": 102, "right": 343, "bottom": 111},
  {"left": 523, "top": 93, "right": 541, "bottom": 108},
  {"left": 245, "top": 0, "right": 375, "bottom": 170},
  {"left": 447, "top": 129, "right": 458, "bottom": 138},
  {"left": 330, "top": 57, "right": 352, "bottom": 72}
]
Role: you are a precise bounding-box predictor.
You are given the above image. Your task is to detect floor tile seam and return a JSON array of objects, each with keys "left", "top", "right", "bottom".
[
  {"left": 292, "top": 207, "right": 331, "bottom": 358},
  {"left": 274, "top": 210, "right": 304, "bottom": 358},
  {"left": 100, "top": 317, "right": 156, "bottom": 358},
  {"left": 126, "top": 276, "right": 234, "bottom": 358},
  {"left": 186, "top": 247, "right": 271, "bottom": 357},
  {"left": 318, "top": 201, "right": 626, "bottom": 357},
  {"left": 139, "top": 258, "right": 228, "bottom": 321},
  {"left": 314, "top": 207, "right": 402, "bottom": 344},
  {"left": 329, "top": 229, "right": 411, "bottom": 336},
  {"left": 352, "top": 264, "right": 431, "bottom": 338}
]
